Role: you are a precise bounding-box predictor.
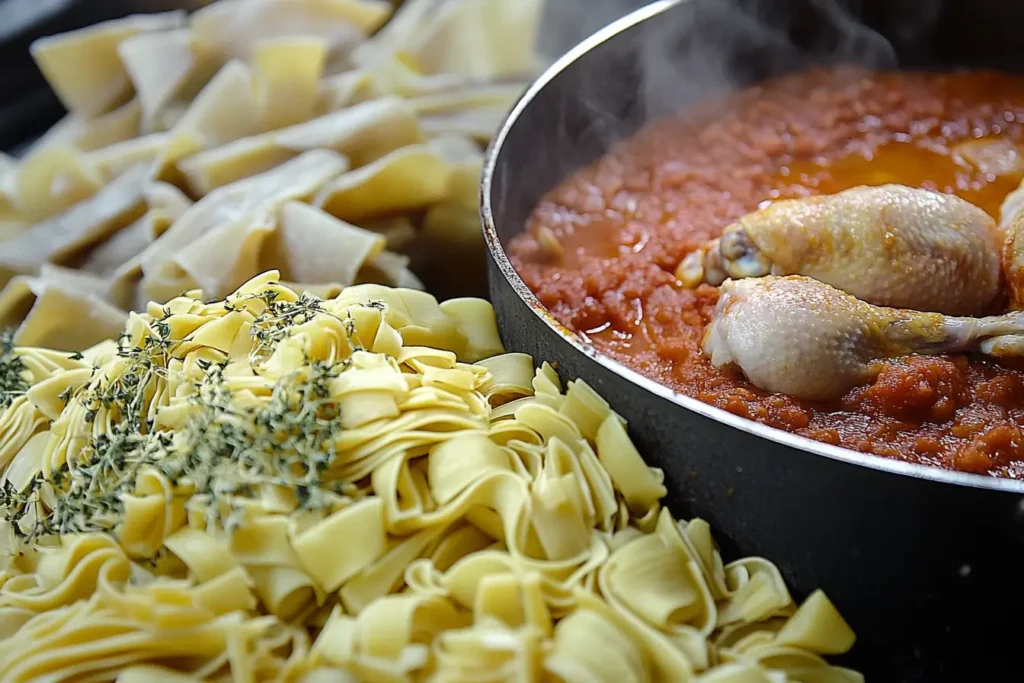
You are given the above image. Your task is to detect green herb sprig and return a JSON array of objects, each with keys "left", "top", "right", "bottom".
[
  {"left": 0, "top": 290, "right": 382, "bottom": 547},
  {"left": 0, "top": 328, "right": 28, "bottom": 410}
]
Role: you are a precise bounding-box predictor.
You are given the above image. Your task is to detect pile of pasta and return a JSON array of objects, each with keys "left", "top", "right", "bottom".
[
  {"left": 0, "top": 271, "right": 860, "bottom": 682},
  {"left": 0, "top": 0, "right": 537, "bottom": 352}
]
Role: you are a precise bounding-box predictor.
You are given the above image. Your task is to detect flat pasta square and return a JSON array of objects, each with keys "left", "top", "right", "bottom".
[{"left": 30, "top": 12, "right": 187, "bottom": 118}]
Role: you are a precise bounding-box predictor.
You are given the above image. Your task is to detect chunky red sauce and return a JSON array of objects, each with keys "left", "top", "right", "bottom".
[{"left": 509, "top": 67, "right": 1024, "bottom": 477}]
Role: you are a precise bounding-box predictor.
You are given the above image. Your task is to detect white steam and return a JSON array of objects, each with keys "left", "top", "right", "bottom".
[{"left": 532, "top": 0, "right": 941, "bottom": 140}]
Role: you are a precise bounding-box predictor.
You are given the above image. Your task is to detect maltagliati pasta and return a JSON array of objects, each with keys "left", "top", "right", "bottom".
[
  {"left": 0, "top": 272, "right": 860, "bottom": 682},
  {"left": 0, "top": 0, "right": 541, "bottom": 350}
]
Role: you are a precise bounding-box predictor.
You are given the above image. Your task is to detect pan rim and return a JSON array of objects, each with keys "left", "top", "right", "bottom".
[{"left": 479, "top": 0, "right": 1024, "bottom": 495}]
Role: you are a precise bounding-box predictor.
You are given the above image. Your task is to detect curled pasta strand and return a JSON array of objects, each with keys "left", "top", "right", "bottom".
[{"left": 0, "top": 271, "right": 859, "bottom": 682}]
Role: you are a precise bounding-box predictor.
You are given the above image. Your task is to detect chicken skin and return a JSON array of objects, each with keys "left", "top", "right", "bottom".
[
  {"left": 702, "top": 275, "right": 1024, "bottom": 401},
  {"left": 678, "top": 184, "right": 1003, "bottom": 316}
]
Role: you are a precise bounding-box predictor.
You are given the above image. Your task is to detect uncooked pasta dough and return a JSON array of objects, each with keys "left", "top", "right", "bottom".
[
  {"left": 0, "top": 272, "right": 860, "bottom": 682},
  {"left": 0, "top": 0, "right": 538, "bottom": 349},
  {"left": 0, "top": 1, "right": 862, "bottom": 680}
]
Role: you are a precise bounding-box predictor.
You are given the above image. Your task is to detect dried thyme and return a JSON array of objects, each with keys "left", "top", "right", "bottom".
[
  {"left": 0, "top": 289, "right": 403, "bottom": 548},
  {"left": 0, "top": 328, "right": 27, "bottom": 410},
  {"left": 249, "top": 291, "right": 326, "bottom": 362},
  {"left": 179, "top": 359, "right": 349, "bottom": 529}
]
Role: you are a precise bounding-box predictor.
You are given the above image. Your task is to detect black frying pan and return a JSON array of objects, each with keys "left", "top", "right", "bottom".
[{"left": 482, "top": 1, "right": 1024, "bottom": 680}]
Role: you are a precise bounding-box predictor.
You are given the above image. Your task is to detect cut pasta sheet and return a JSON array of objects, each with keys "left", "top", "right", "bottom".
[
  {"left": 139, "top": 149, "right": 351, "bottom": 303},
  {"left": 355, "top": 50, "right": 470, "bottom": 98},
  {"left": 409, "top": 84, "right": 528, "bottom": 142},
  {"left": 176, "top": 135, "right": 297, "bottom": 196},
  {"left": 259, "top": 201, "right": 385, "bottom": 286},
  {"left": 408, "top": 82, "right": 531, "bottom": 115},
  {"left": 420, "top": 105, "right": 514, "bottom": 142},
  {"left": 153, "top": 59, "right": 261, "bottom": 178},
  {"left": 314, "top": 144, "right": 449, "bottom": 221},
  {"left": 356, "top": 0, "right": 544, "bottom": 81},
  {"left": 30, "top": 11, "right": 187, "bottom": 119},
  {"left": 116, "top": 27, "right": 224, "bottom": 131},
  {"left": 0, "top": 164, "right": 150, "bottom": 286},
  {"left": 191, "top": 0, "right": 392, "bottom": 62},
  {"left": 274, "top": 94, "right": 424, "bottom": 166},
  {"left": 0, "top": 0, "right": 545, "bottom": 326},
  {"left": 0, "top": 266, "right": 128, "bottom": 351},
  {"left": 84, "top": 132, "right": 170, "bottom": 183},
  {"left": 118, "top": 29, "right": 192, "bottom": 124},
  {"left": 177, "top": 95, "right": 422, "bottom": 195},
  {"left": 360, "top": 250, "right": 424, "bottom": 289},
  {"left": 0, "top": 272, "right": 861, "bottom": 682},
  {"left": 317, "top": 69, "right": 375, "bottom": 114},
  {"left": 80, "top": 182, "right": 194, "bottom": 308},
  {"left": 25, "top": 99, "right": 142, "bottom": 158},
  {"left": 314, "top": 135, "right": 482, "bottom": 221},
  {"left": 252, "top": 37, "right": 330, "bottom": 131},
  {"left": 13, "top": 145, "right": 103, "bottom": 222}
]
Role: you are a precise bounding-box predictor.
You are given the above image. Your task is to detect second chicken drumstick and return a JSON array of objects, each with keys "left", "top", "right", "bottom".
[{"left": 702, "top": 275, "right": 1024, "bottom": 401}]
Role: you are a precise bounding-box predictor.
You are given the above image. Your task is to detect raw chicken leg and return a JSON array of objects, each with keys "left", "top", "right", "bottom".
[
  {"left": 677, "top": 184, "right": 1003, "bottom": 316},
  {"left": 702, "top": 275, "right": 1024, "bottom": 401}
]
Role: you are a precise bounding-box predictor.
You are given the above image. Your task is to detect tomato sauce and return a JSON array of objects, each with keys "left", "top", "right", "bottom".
[{"left": 508, "top": 67, "right": 1024, "bottom": 477}]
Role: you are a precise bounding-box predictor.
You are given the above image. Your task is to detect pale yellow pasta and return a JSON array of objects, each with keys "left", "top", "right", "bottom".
[
  {"left": 28, "top": 100, "right": 142, "bottom": 157},
  {"left": 408, "top": 83, "right": 529, "bottom": 116},
  {"left": 116, "top": 28, "right": 207, "bottom": 128},
  {"left": 317, "top": 69, "right": 375, "bottom": 114},
  {"left": 0, "top": 164, "right": 148, "bottom": 285},
  {"left": 357, "top": 51, "right": 470, "bottom": 99},
  {"left": 191, "top": 0, "right": 390, "bottom": 61},
  {"left": 177, "top": 94, "right": 422, "bottom": 198},
  {"left": 29, "top": 12, "right": 186, "bottom": 118},
  {"left": 314, "top": 143, "right": 452, "bottom": 221},
  {"left": 140, "top": 149, "right": 349, "bottom": 301},
  {"left": 0, "top": 271, "right": 861, "bottom": 682},
  {"left": 420, "top": 105, "right": 514, "bottom": 142},
  {"left": 154, "top": 59, "right": 260, "bottom": 177},
  {"left": 0, "top": 4, "right": 864, "bottom": 680},
  {"left": 80, "top": 183, "right": 190, "bottom": 279},
  {"left": 85, "top": 132, "right": 171, "bottom": 183},
  {"left": 377, "top": 0, "right": 543, "bottom": 81},
  {"left": 351, "top": 0, "right": 441, "bottom": 64},
  {"left": 258, "top": 200, "right": 386, "bottom": 286},
  {"left": 252, "top": 37, "right": 330, "bottom": 131},
  {"left": 275, "top": 96, "right": 424, "bottom": 166},
  {"left": 0, "top": 269, "right": 129, "bottom": 352},
  {"left": 13, "top": 145, "right": 103, "bottom": 222},
  {"left": 0, "top": 155, "right": 17, "bottom": 217},
  {"left": 0, "top": 404, "right": 48, "bottom": 478},
  {"left": 357, "top": 250, "right": 423, "bottom": 291},
  {"left": 177, "top": 132, "right": 300, "bottom": 196}
]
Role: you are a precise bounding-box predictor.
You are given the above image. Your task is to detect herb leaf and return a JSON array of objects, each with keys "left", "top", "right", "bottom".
[{"left": 0, "top": 328, "right": 28, "bottom": 410}]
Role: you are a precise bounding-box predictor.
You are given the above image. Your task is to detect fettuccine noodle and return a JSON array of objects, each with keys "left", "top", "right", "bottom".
[{"left": 0, "top": 272, "right": 860, "bottom": 682}]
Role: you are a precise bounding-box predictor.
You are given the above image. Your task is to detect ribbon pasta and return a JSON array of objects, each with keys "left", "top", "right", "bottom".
[{"left": 0, "top": 273, "right": 860, "bottom": 682}]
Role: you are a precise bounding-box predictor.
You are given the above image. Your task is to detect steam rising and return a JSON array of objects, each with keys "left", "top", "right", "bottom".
[
  {"left": 532, "top": 0, "right": 941, "bottom": 147},
  {"left": 491, "top": 0, "right": 945, "bottom": 229},
  {"left": 538, "top": 0, "right": 905, "bottom": 67}
]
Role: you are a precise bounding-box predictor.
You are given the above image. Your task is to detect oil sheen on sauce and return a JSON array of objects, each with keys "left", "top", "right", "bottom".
[{"left": 510, "top": 67, "right": 1024, "bottom": 477}]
